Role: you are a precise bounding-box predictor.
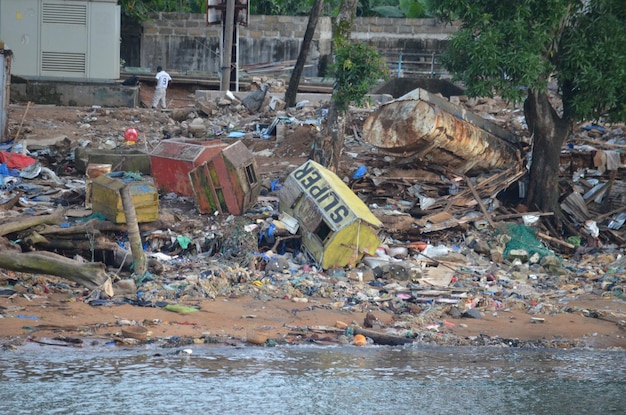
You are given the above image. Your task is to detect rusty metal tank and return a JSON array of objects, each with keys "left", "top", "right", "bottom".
[{"left": 362, "top": 88, "right": 520, "bottom": 174}]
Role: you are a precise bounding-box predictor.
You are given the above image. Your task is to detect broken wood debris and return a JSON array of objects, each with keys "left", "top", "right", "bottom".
[{"left": 350, "top": 105, "right": 624, "bottom": 249}]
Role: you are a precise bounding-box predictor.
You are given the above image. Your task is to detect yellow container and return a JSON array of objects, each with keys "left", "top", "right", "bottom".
[
  {"left": 91, "top": 174, "right": 159, "bottom": 224},
  {"left": 279, "top": 160, "right": 382, "bottom": 269}
]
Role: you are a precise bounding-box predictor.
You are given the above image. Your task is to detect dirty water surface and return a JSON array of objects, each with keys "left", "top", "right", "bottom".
[{"left": 1, "top": 344, "right": 625, "bottom": 414}]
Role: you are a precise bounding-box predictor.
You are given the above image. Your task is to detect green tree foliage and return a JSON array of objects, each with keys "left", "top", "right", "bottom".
[
  {"left": 330, "top": 40, "right": 390, "bottom": 112},
  {"left": 118, "top": 0, "right": 205, "bottom": 20},
  {"left": 433, "top": 0, "right": 626, "bottom": 222},
  {"left": 368, "top": 0, "right": 431, "bottom": 18},
  {"left": 251, "top": 0, "right": 337, "bottom": 16},
  {"left": 433, "top": 0, "right": 625, "bottom": 121},
  {"left": 557, "top": 1, "right": 626, "bottom": 122},
  {"left": 118, "top": 0, "right": 434, "bottom": 19}
]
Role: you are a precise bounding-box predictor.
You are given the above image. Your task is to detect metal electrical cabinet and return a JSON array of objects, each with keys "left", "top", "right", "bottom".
[{"left": 0, "top": 0, "right": 120, "bottom": 81}]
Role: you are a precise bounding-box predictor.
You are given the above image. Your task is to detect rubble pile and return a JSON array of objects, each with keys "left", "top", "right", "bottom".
[{"left": 0, "top": 78, "right": 625, "bottom": 348}]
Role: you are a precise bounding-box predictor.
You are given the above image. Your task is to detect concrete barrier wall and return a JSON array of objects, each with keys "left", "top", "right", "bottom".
[
  {"left": 11, "top": 82, "right": 139, "bottom": 107},
  {"left": 139, "top": 14, "right": 457, "bottom": 78}
]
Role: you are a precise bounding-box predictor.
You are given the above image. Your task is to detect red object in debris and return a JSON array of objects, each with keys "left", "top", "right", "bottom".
[
  {"left": 150, "top": 139, "right": 228, "bottom": 197},
  {"left": 0, "top": 151, "right": 37, "bottom": 169},
  {"left": 407, "top": 241, "right": 428, "bottom": 252},
  {"left": 150, "top": 139, "right": 261, "bottom": 215},
  {"left": 124, "top": 127, "right": 138, "bottom": 142}
]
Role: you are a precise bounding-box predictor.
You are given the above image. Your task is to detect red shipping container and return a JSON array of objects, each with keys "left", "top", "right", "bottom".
[{"left": 150, "top": 139, "right": 227, "bottom": 197}]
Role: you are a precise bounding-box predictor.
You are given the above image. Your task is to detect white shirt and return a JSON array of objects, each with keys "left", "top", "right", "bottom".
[{"left": 156, "top": 70, "right": 172, "bottom": 89}]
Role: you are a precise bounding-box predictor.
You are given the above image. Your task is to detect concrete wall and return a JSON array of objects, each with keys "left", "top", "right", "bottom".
[
  {"left": 7, "top": 15, "right": 458, "bottom": 107},
  {"left": 10, "top": 81, "right": 139, "bottom": 107},
  {"left": 139, "top": 14, "right": 457, "bottom": 78}
]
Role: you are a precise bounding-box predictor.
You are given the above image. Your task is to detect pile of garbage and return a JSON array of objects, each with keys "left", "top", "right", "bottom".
[{"left": 1, "top": 78, "right": 625, "bottom": 347}]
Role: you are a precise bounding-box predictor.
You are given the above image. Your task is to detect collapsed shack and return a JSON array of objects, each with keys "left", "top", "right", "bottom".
[
  {"left": 279, "top": 160, "right": 382, "bottom": 269},
  {"left": 357, "top": 87, "right": 625, "bottom": 250}
]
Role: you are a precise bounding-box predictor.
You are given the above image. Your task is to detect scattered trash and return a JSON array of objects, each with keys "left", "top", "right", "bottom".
[
  {"left": 163, "top": 304, "right": 199, "bottom": 314},
  {"left": 0, "top": 79, "right": 624, "bottom": 349}
]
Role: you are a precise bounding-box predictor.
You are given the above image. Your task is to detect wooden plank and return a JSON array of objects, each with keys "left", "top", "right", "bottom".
[{"left": 465, "top": 176, "right": 495, "bottom": 228}]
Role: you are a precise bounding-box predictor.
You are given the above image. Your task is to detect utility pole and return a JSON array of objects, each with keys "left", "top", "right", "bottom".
[
  {"left": 220, "top": 0, "right": 236, "bottom": 91},
  {"left": 285, "top": 0, "right": 324, "bottom": 108}
]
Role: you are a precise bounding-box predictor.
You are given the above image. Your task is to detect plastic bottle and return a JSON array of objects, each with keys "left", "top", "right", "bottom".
[{"left": 421, "top": 244, "right": 449, "bottom": 258}]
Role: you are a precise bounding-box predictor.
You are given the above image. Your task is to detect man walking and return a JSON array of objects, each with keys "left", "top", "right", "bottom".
[{"left": 151, "top": 66, "right": 172, "bottom": 109}]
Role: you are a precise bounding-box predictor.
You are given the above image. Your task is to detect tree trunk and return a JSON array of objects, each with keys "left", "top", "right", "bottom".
[
  {"left": 0, "top": 251, "right": 108, "bottom": 289},
  {"left": 311, "top": 0, "right": 358, "bottom": 172},
  {"left": 328, "top": 104, "right": 346, "bottom": 172},
  {"left": 524, "top": 89, "right": 571, "bottom": 222},
  {"left": 120, "top": 185, "right": 146, "bottom": 276},
  {"left": 0, "top": 207, "right": 64, "bottom": 236},
  {"left": 311, "top": 102, "right": 345, "bottom": 171},
  {"left": 334, "top": 0, "right": 358, "bottom": 41},
  {"left": 285, "top": 0, "right": 324, "bottom": 108}
]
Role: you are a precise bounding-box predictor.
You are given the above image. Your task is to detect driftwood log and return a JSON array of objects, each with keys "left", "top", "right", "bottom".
[
  {"left": 24, "top": 215, "right": 177, "bottom": 240},
  {"left": 33, "top": 238, "right": 134, "bottom": 271},
  {"left": 0, "top": 251, "right": 108, "bottom": 289},
  {"left": 353, "top": 326, "right": 414, "bottom": 346},
  {"left": 37, "top": 238, "right": 120, "bottom": 252},
  {"left": 0, "top": 207, "right": 64, "bottom": 236}
]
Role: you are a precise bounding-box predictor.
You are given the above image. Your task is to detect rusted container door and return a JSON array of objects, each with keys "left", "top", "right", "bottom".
[{"left": 189, "top": 161, "right": 228, "bottom": 214}]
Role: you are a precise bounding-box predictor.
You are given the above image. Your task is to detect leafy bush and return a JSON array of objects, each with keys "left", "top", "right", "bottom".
[{"left": 330, "top": 39, "right": 390, "bottom": 112}]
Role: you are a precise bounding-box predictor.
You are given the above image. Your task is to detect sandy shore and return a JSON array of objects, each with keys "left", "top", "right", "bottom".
[{"left": 1, "top": 281, "right": 625, "bottom": 350}]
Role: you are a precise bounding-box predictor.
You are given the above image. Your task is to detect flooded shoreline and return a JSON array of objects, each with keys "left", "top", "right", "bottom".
[
  {"left": 2, "top": 292, "right": 625, "bottom": 352},
  {"left": 2, "top": 344, "right": 625, "bottom": 414}
]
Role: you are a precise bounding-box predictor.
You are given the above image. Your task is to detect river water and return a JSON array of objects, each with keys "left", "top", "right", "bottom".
[{"left": 0, "top": 343, "right": 624, "bottom": 414}]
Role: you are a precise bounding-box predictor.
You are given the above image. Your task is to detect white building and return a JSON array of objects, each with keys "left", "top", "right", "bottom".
[{"left": 0, "top": 0, "right": 120, "bottom": 81}]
